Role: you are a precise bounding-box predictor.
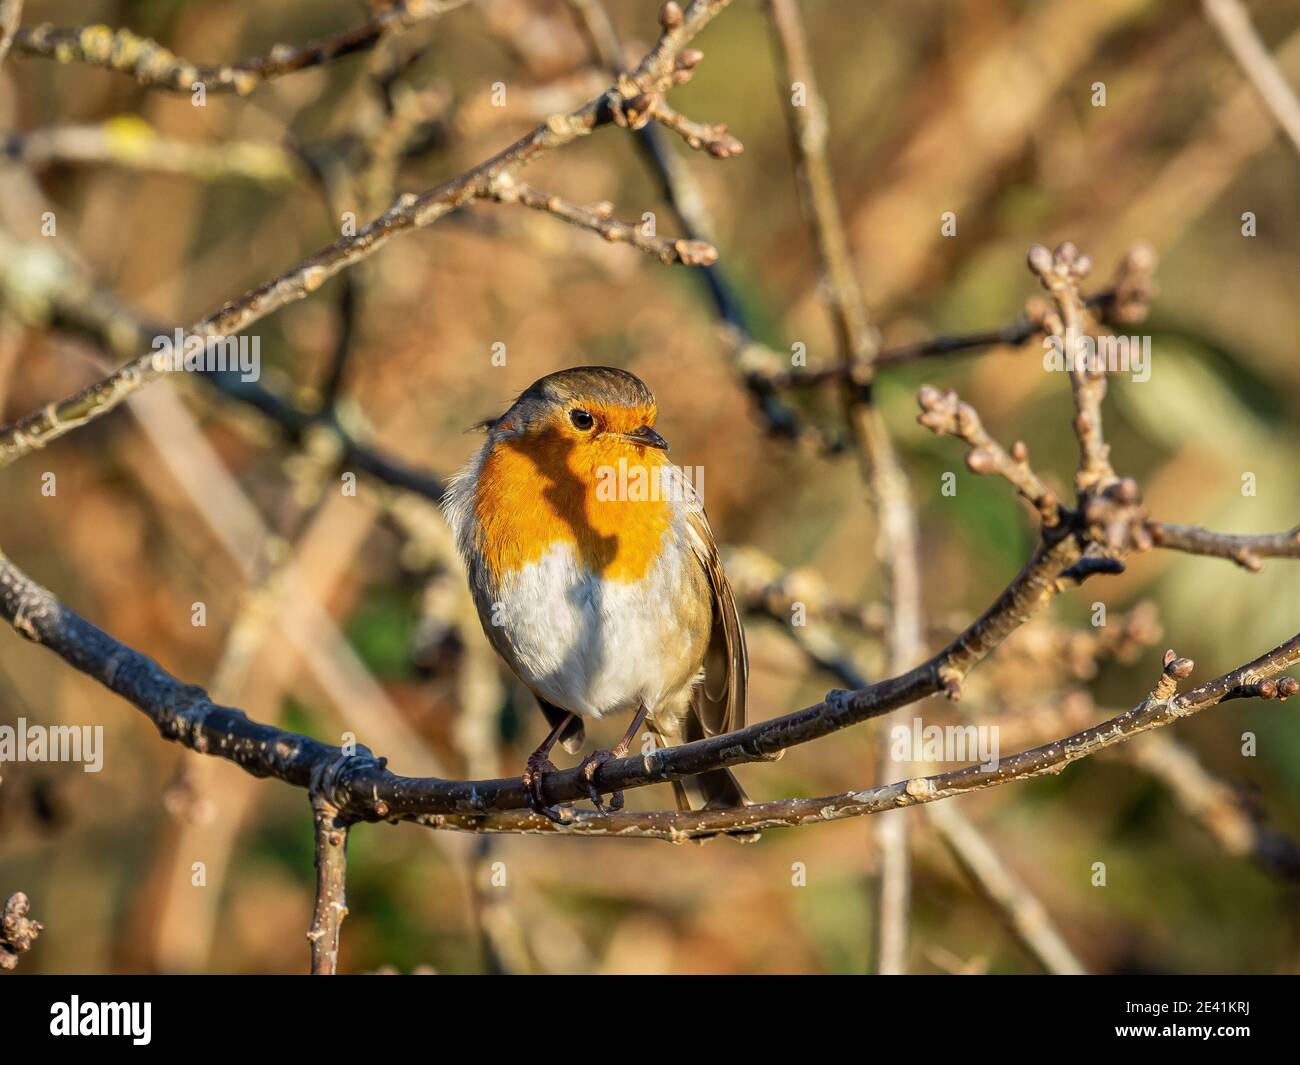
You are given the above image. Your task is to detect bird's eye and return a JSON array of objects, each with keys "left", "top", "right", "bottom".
[{"left": 569, "top": 409, "right": 594, "bottom": 430}]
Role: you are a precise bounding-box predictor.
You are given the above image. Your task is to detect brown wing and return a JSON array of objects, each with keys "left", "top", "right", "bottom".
[{"left": 684, "top": 502, "right": 748, "bottom": 737}]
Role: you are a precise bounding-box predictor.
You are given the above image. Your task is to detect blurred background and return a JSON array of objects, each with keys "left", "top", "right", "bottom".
[{"left": 1, "top": 0, "right": 1298, "bottom": 974}]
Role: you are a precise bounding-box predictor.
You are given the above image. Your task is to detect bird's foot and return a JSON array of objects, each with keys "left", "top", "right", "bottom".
[
  {"left": 521, "top": 752, "right": 571, "bottom": 824},
  {"left": 577, "top": 750, "right": 625, "bottom": 812}
]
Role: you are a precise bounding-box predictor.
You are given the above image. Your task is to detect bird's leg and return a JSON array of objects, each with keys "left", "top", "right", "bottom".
[
  {"left": 577, "top": 705, "right": 648, "bottom": 813},
  {"left": 522, "top": 712, "right": 579, "bottom": 823}
]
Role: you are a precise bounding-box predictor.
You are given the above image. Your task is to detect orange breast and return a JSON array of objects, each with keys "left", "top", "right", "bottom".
[{"left": 473, "top": 428, "right": 673, "bottom": 584}]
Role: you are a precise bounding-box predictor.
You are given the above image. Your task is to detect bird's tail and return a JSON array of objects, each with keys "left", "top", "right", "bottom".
[
  {"left": 670, "top": 763, "right": 750, "bottom": 812},
  {"left": 652, "top": 714, "right": 759, "bottom": 841}
]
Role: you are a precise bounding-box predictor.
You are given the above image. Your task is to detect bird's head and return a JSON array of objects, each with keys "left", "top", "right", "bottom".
[{"left": 484, "top": 367, "right": 669, "bottom": 472}]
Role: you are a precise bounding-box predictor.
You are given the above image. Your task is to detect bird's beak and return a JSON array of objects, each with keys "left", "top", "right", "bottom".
[{"left": 615, "top": 425, "right": 670, "bottom": 451}]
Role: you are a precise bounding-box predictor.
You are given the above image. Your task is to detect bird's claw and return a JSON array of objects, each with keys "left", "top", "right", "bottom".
[
  {"left": 522, "top": 752, "right": 572, "bottom": 824},
  {"left": 577, "top": 750, "right": 624, "bottom": 812}
]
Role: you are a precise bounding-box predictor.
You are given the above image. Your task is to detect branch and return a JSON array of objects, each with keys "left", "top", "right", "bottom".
[
  {"left": 744, "top": 551, "right": 1088, "bottom": 975},
  {"left": 11, "top": 1, "right": 470, "bottom": 95},
  {"left": 917, "top": 385, "right": 1063, "bottom": 527},
  {"left": 566, "top": 0, "right": 626, "bottom": 71},
  {"left": 2, "top": 120, "right": 304, "bottom": 184},
  {"left": 0, "top": 231, "right": 446, "bottom": 504},
  {"left": 1028, "top": 242, "right": 1116, "bottom": 494},
  {"left": 0, "top": 0, "right": 21, "bottom": 70},
  {"left": 1202, "top": 0, "right": 1300, "bottom": 156},
  {"left": 487, "top": 175, "right": 718, "bottom": 266},
  {"left": 565, "top": 0, "right": 829, "bottom": 448},
  {"left": 760, "top": 244, "right": 1156, "bottom": 397},
  {"left": 620, "top": 4, "right": 744, "bottom": 158},
  {"left": 766, "top": 0, "right": 874, "bottom": 378},
  {"left": 307, "top": 797, "right": 350, "bottom": 975},
  {"left": 1120, "top": 731, "right": 1300, "bottom": 881},
  {"left": 1, "top": 534, "right": 1296, "bottom": 841},
  {"left": 417, "top": 633, "right": 1300, "bottom": 838},
  {"left": 766, "top": 0, "right": 914, "bottom": 970},
  {"left": 1147, "top": 521, "right": 1300, "bottom": 572},
  {"left": 647, "top": 96, "right": 744, "bottom": 158},
  {"left": 0, "top": 892, "right": 42, "bottom": 970},
  {"left": 926, "top": 802, "right": 1087, "bottom": 975},
  {"left": 0, "top": 507, "right": 1122, "bottom": 830},
  {"left": 0, "top": 0, "right": 737, "bottom": 469}
]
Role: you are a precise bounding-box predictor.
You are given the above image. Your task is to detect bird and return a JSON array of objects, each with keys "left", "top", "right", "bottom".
[{"left": 443, "top": 365, "right": 751, "bottom": 822}]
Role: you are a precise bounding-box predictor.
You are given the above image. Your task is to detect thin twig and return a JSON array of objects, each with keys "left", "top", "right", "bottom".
[
  {"left": 759, "top": 593, "right": 1088, "bottom": 975},
  {"left": 1119, "top": 730, "right": 1300, "bottom": 881},
  {"left": 2, "top": 122, "right": 304, "bottom": 184},
  {"left": 0, "top": 892, "right": 42, "bottom": 970},
  {"left": 766, "top": 0, "right": 875, "bottom": 379},
  {"left": 11, "top": 1, "right": 471, "bottom": 95},
  {"left": 0, "top": 0, "right": 22, "bottom": 70},
  {"left": 1028, "top": 242, "right": 1116, "bottom": 494},
  {"left": 0, "top": 0, "right": 737, "bottom": 468},
  {"left": 487, "top": 174, "right": 718, "bottom": 266},
  {"left": 648, "top": 97, "right": 743, "bottom": 158},
  {"left": 307, "top": 796, "right": 350, "bottom": 975},
  {"left": 1202, "top": 0, "right": 1300, "bottom": 155},
  {"left": 763, "top": 280, "right": 1142, "bottom": 383},
  {"left": 918, "top": 386, "right": 1062, "bottom": 527},
  {"left": 765, "top": 0, "right": 913, "bottom": 971},
  {"left": 0, "top": 229, "right": 446, "bottom": 502},
  {"left": 1148, "top": 521, "right": 1300, "bottom": 572},
  {"left": 926, "top": 802, "right": 1088, "bottom": 975},
  {"left": 567, "top": 0, "right": 626, "bottom": 70},
  {"left": 566, "top": 0, "right": 828, "bottom": 448}
]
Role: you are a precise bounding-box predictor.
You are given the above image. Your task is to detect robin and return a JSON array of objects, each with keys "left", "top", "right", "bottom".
[{"left": 444, "top": 366, "right": 751, "bottom": 821}]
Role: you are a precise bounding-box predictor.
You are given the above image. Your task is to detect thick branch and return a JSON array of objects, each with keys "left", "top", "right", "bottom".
[
  {"left": 432, "top": 633, "right": 1300, "bottom": 838},
  {"left": 1, "top": 545, "right": 1295, "bottom": 841},
  {"left": 0, "top": 507, "right": 1096, "bottom": 831}
]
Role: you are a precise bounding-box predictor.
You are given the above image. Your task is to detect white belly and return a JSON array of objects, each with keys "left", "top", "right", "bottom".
[{"left": 475, "top": 539, "right": 705, "bottom": 720}]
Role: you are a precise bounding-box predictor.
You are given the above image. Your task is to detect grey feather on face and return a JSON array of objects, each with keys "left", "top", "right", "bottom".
[{"left": 485, "top": 366, "right": 656, "bottom": 437}]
